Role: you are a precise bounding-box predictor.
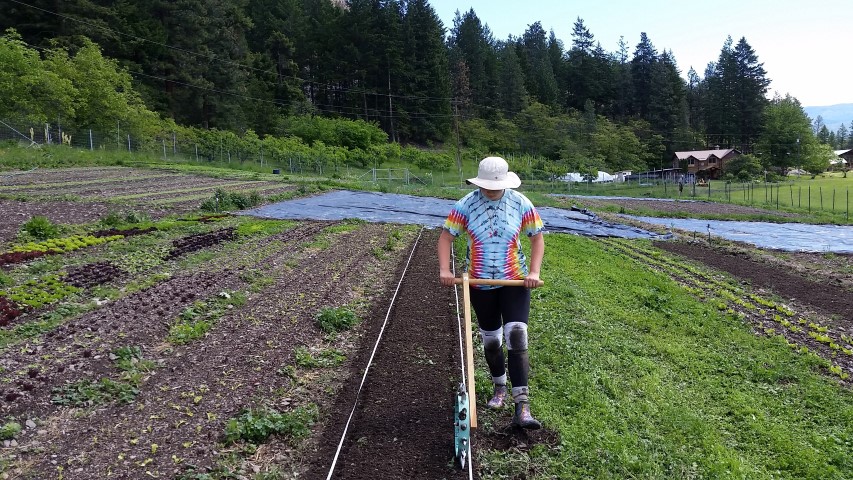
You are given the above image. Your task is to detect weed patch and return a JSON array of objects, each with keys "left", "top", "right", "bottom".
[
  {"left": 223, "top": 406, "right": 316, "bottom": 445},
  {"left": 316, "top": 307, "right": 358, "bottom": 334},
  {"left": 168, "top": 291, "right": 245, "bottom": 344}
]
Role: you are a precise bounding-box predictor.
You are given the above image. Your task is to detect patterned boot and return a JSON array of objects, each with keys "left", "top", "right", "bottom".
[
  {"left": 486, "top": 384, "right": 508, "bottom": 409},
  {"left": 512, "top": 401, "right": 541, "bottom": 429}
]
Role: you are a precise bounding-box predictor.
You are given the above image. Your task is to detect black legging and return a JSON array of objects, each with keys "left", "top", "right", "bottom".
[{"left": 469, "top": 286, "right": 530, "bottom": 389}]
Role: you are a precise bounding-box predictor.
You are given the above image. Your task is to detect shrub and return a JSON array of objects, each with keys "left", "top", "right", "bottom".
[
  {"left": 99, "top": 211, "right": 124, "bottom": 228},
  {"left": 22, "top": 216, "right": 59, "bottom": 240},
  {"left": 316, "top": 307, "right": 359, "bottom": 333}
]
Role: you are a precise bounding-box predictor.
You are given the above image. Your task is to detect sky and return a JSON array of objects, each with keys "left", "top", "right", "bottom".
[{"left": 428, "top": 0, "right": 853, "bottom": 108}]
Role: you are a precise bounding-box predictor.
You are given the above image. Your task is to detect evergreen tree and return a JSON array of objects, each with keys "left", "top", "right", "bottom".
[
  {"left": 704, "top": 36, "right": 769, "bottom": 151},
  {"left": 731, "top": 37, "right": 770, "bottom": 150},
  {"left": 518, "top": 22, "right": 558, "bottom": 108},
  {"left": 630, "top": 32, "right": 657, "bottom": 120},
  {"left": 495, "top": 39, "right": 527, "bottom": 117},
  {"left": 648, "top": 50, "right": 689, "bottom": 155},
  {"left": 686, "top": 67, "right": 704, "bottom": 134},
  {"left": 565, "top": 17, "right": 595, "bottom": 111},
  {"left": 447, "top": 8, "right": 498, "bottom": 117},
  {"left": 817, "top": 125, "right": 831, "bottom": 144},
  {"left": 399, "top": 0, "right": 452, "bottom": 143},
  {"left": 836, "top": 124, "right": 847, "bottom": 149},
  {"left": 609, "top": 36, "right": 632, "bottom": 120},
  {"left": 813, "top": 115, "right": 825, "bottom": 134}
]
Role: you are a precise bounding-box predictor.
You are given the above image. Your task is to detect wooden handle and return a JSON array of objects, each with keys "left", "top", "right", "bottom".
[
  {"left": 453, "top": 278, "right": 544, "bottom": 288},
  {"left": 461, "top": 272, "right": 477, "bottom": 429}
]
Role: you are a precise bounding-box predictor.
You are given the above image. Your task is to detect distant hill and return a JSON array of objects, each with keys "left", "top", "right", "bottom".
[{"left": 803, "top": 104, "right": 853, "bottom": 132}]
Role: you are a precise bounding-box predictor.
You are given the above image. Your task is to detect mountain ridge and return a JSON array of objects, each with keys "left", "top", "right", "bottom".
[{"left": 803, "top": 103, "right": 853, "bottom": 131}]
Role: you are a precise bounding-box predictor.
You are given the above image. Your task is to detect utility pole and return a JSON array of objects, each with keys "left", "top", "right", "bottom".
[
  {"left": 388, "top": 68, "right": 396, "bottom": 144},
  {"left": 454, "top": 100, "right": 463, "bottom": 187}
]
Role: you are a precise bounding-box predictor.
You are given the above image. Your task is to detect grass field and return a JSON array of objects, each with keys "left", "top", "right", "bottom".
[{"left": 483, "top": 235, "right": 853, "bottom": 479}]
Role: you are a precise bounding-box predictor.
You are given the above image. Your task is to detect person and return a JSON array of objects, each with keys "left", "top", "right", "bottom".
[
  {"left": 678, "top": 174, "right": 684, "bottom": 194},
  {"left": 437, "top": 156, "right": 545, "bottom": 429}
]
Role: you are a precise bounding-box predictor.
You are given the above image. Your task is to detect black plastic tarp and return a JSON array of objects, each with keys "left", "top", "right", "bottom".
[{"left": 241, "top": 190, "right": 665, "bottom": 239}]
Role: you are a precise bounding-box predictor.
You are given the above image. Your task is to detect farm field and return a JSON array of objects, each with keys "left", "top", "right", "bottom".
[
  {"left": 0, "top": 167, "right": 851, "bottom": 479},
  {"left": 0, "top": 167, "right": 297, "bottom": 242}
]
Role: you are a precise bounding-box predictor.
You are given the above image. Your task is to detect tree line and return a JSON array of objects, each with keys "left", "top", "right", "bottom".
[{"left": 0, "top": 0, "right": 842, "bottom": 177}]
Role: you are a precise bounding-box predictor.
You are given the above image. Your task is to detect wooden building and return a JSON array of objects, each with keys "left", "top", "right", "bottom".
[{"left": 672, "top": 149, "right": 741, "bottom": 179}]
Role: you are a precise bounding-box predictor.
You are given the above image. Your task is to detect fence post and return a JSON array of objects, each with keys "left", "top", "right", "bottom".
[
  {"left": 776, "top": 185, "right": 779, "bottom": 209},
  {"left": 799, "top": 187, "right": 801, "bottom": 208},
  {"left": 173, "top": 132, "right": 177, "bottom": 154},
  {"left": 833, "top": 189, "right": 836, "bottom": 212},
  {"left": 127, "top": 134, "right": 131, "bottom": 152},
  {"left": 162, "top": 139, "right": 167, "bottom": 160},
  {"left": 708, "top": 181, "right": 711, "bottom": 199},
  {"left": 847, "top": 188, "right": 849, "bottom": 221},
  {"left": 195, "top": 144, "right": 199, "bottom": 162},
  {"left": 790, "top": 185, "right": 793, "bottom": 207},
  {"left": 809, "top": 185, "right": 811, "bottom": 212},
  {"left": 820, "top": 187, "right": 823, "bottom": 211}
]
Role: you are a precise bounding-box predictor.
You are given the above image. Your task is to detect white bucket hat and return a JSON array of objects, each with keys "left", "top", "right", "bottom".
[{"left": 466, "top": 156, "right": 521, "bottom": 190}]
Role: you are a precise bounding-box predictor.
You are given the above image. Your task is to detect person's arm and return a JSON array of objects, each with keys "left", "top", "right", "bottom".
[
  {"left": 437, "top": 229, "right": 456, "bottom": 286},
  {"left": 524, "top": 232, "right": 544, "bottom": 288}
]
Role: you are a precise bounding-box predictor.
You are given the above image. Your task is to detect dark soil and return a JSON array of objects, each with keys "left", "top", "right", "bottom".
[
  {"left": 165, "top": 227, "right": 237, "bottom": 259},
  {"left": 305, "top": 228, "right": 469, "bottom": 480},
  {"left": 305, "top": 229, "right": 560, "bottom": 480},
  {"left": 62, "top": 261, "right": 124, "bottom": 289},
  {"left": 654, "top": 241, "right": 853, "bottom": 331},
  {"left": 0, "top": 199, "right": 114, "bottom": 242}
]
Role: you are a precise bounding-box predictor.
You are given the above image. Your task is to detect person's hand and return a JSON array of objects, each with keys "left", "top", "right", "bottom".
[
  {"left": 440, "top": 269, "right": 456, "bottom": 287},
  {"left": 524, "top": 272, "right": 541, "bottom": 289}
]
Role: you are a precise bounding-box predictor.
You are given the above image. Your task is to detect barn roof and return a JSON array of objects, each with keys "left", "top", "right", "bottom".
[{"left": 673, "top": 149, "right": 738, "bottom": 160}]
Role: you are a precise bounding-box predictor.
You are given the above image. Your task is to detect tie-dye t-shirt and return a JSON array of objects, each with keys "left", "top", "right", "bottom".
[{"left": 443, "top": 189, "right": 544, "bottom": 289}]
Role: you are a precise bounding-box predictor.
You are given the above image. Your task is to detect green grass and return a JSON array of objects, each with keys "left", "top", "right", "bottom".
[{"left": 503, "top": 235, "right": 853, "bottom": 479}]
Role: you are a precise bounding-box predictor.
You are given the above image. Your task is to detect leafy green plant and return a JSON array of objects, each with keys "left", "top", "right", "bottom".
[
  {"left": 21, "top": 216, "right": 59, "bottom": 240},
  {"left": 168, "top": 292, "right": 245, "bottom": 344},
  {"left": 316, "top": 307, "right": 358, "bottom": 333},
  {"left": 3, "top": 275, "right": 81, "bottom": 309},
  {"left": 51, "top": 378, "right": 139, "bottom": 406},
  {"left": 223, "top": 406, "right": 316, "bottom": 445},
  {"left": 294, "top": 346, "right": 345, "bottom": 368},
  {"left": 0, "top": 421, "right": 22, "bottom": 440},
  {"left": 112, "top": 346, "right": 156, "bottom": 374}
]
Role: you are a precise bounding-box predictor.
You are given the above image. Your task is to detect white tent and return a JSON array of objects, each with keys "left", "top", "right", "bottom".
[{"left": 561, "top": 171, "right": 615, "bottom": 183}]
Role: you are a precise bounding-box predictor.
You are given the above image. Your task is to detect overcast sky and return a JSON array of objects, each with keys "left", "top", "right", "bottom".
[{"left": 429, "top": 0, "right": 852, "bottom": 107}]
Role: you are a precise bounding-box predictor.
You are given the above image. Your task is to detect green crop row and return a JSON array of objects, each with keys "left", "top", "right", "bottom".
[
  {"left": 2, "top": 275, "right": 81, "bottom": 309},
  {"left": 7, "top": 234, "right": 124, "bottom": 255}
]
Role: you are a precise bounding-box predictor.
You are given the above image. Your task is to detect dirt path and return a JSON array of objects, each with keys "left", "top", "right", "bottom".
[{"left": 306, "top": 228, "right": 469, "bottom": 480}]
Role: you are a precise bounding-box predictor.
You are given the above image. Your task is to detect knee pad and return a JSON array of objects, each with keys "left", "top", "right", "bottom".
[
  {"left": 480, "top": 327, "right": 503, "bottom": 351},
  {"left": 505, "top": 322, "right": 528, "bottom": 351}
]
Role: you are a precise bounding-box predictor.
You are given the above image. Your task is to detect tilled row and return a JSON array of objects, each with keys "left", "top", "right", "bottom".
[
  {"left": 14, "top": 223, "right": 412, "bottom": 479},
  {"left": 0, "top": 221, "right": 336, "bottom": 419}
]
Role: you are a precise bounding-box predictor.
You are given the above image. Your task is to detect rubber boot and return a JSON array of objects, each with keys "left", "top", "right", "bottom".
[
  {"left": 512, "top": 401, "right": 541, "bottom": 430},
  {"left": 487, "top": 384, "right": 507, "bottom": 409}
]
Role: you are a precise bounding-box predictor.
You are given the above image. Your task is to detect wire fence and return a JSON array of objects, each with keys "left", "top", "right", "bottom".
[{"left": 1, "top": 120, "right": 849, "bottom": 219}]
